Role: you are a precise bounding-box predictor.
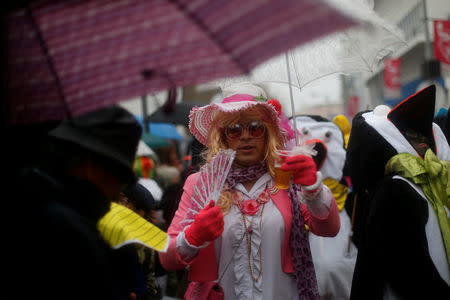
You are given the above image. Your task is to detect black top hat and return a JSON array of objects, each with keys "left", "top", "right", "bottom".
[
  {"left": 49, "top": 106, "right": 142, "bottom": 182},
  {"left": 388, "top": 84, "right": 436, "bottom": 152}
]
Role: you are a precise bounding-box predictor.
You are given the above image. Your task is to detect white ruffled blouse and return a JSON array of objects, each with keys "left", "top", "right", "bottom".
[
  {"left": 215, "top": 173, "right": 299, "bottom": 300},
  {"left": 177, "top": 172, "right": 332, "bottom": 300}
]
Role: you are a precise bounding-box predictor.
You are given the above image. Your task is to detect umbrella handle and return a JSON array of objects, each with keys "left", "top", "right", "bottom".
[{"left": 285, "top": 52, "right": 299, "bottom": 146}]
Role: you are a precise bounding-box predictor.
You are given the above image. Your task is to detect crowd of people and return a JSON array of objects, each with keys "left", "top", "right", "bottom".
[{"left": 6, "top": 82, "right": 450, "bottom": 300}]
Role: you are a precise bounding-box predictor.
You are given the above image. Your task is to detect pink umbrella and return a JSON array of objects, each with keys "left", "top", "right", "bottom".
[{"left": 4, "top": 0, "right": 355, "bottom": 125}]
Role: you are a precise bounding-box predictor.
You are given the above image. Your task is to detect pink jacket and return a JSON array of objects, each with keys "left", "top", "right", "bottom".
[{"left": 159, "top": 173, "right": 340, "bottom": 282}]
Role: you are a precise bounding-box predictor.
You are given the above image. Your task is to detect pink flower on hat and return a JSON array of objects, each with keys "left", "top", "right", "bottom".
[{"left": 268, "top": 99, "right": 282, "bottom": 115}]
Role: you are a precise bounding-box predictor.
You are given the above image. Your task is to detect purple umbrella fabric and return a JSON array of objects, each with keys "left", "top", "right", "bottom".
[{"left": 5, "top": 0, "right": 355, "bottom": 125}]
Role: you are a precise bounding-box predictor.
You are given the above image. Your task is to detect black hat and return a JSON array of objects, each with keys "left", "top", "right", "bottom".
[
  {"left": 49, "top": 106, "right": 142, "bottom": 182},
  {"left": 123, "top": 182, "right": 155, "bottom": 212},
  {"left": 388, "top": 84, "right": 436, "bottom": 148}
]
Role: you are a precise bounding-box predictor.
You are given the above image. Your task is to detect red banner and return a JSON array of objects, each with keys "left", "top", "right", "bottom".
[
  {"left": 346, "top": 95, "right": 359, "bottom": 118},
  {"left": 384, "top": 58, "right": 402, "bottom": 99},
  {"left": 434, "top": 20, "right": 450, "bottom": 74}
]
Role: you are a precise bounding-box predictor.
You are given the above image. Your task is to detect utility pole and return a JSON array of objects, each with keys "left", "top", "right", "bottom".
[
  {"left": 141, "top": 95, "right": 149, "bottom": 133},
  {"left": 421, "top": 0, "right": 440, "bottom": 81},
  {"left": 422, "top": 0, "right": 433, "bottom": 60},
  {"left": 419, "top": 0, "right": 448, "bottom": 108}
]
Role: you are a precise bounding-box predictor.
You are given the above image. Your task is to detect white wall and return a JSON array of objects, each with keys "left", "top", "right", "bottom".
[
  {"left": 427, "top": 0, "right": 450, "bottom": 20},
  {"left": 374, "top": 0, "right": 421, "bottom": 23},
  {"left": 375, "top": 0, "right": 450, "bottom": 43}
]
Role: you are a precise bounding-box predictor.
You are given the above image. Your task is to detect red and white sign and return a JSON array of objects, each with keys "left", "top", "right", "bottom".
[
  {"left": 384, "top": 58, "right": 402, "bottom": 99},
  {"left": 346, "top": 95, "right": 359, "bottom": 118},
  {"left": 434, "top": 20, "right": 450, "bottom": 75}
]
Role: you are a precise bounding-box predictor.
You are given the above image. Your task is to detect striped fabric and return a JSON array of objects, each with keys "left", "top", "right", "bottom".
[
  {"left": 5, "top": 0, "right": 354, "bottom": 124},
  {"left": 98, "top": 202, "right": 168, "bottom": 252}
]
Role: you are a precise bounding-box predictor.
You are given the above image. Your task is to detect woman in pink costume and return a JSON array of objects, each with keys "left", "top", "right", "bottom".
[{"left": 159, "top": 88, "right": 340, "bottom": 300}]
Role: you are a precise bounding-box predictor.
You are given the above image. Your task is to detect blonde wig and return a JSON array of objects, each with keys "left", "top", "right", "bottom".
[{"left": 202, "top": 105, "right": 284, "bottom": 213}]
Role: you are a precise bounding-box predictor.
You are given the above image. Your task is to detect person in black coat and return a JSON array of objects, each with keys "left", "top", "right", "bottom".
[
  {"left": 7, "top": 106, "right": 143, "bottom": 300},
  {"left": 347, "top": 86, "right": 450, "bottom": 300}
]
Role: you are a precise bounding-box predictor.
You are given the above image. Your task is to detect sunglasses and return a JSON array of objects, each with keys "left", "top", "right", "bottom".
[{"left": 224, "top": 120, "right": 266, "bottom": 140}]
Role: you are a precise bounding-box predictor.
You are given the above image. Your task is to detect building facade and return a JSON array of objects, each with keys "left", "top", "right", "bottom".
[{"left": 347, "top": 0, "right": 450, "bottom": 116}]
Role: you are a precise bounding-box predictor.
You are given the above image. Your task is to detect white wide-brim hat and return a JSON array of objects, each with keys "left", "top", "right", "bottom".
[{"left": 189, "top": 93, "right": 286, "bottom": 146}]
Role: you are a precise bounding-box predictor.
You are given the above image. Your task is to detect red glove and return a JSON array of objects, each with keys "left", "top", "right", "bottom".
[
  {"left": 281, "top": 155, "right": 317, "bottom": 186},
  {"left": 185, "top": 200, "right": 224, "bottom": 247}
]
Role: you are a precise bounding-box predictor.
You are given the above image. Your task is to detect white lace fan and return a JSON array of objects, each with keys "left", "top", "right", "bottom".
[{"left": 181, "top": 149, "right": 236, "bottom": 228}]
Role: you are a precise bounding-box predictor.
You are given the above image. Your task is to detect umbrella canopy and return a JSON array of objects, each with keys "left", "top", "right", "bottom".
[
  {"left": 148, "top": 122, "right": 184, "bottom": 140},
  {"left": 4, "top": 0, "right": 356, "bottom": 125},
  {"left": 135, "top": 114, "right": 184, "bottom": 140},
  {"left": 248, "top": 0, "right": 406, "bottom": 89},
  {"left": 147, "top": 102, "right": 204, "bottom": 126},
  {"left": 141, "top": 132, "right": 169, "bottom": 149},
  {"left": 215, "top": 0, "right": 406, "bottom": 143}
]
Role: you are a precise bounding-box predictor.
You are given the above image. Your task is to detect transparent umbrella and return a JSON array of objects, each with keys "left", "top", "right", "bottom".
[
  {"left": 251, "top": 0, "right": 406, "bottom": 89},
  {"left": 215, "top": 0, "right": 407, "bottom": 144}
]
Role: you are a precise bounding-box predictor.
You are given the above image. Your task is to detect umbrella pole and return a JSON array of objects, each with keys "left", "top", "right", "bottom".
[
  {"left": 141, "top": 95, "right": 149, "bottom": 133},
  {"left": 285, "top": 52, "right": 299, "bottom": 145}
]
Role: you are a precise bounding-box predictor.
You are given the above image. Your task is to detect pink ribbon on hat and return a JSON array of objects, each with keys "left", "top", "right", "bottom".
[{"left": 222, "top": 94, "right": 256, "bottom": 103}]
